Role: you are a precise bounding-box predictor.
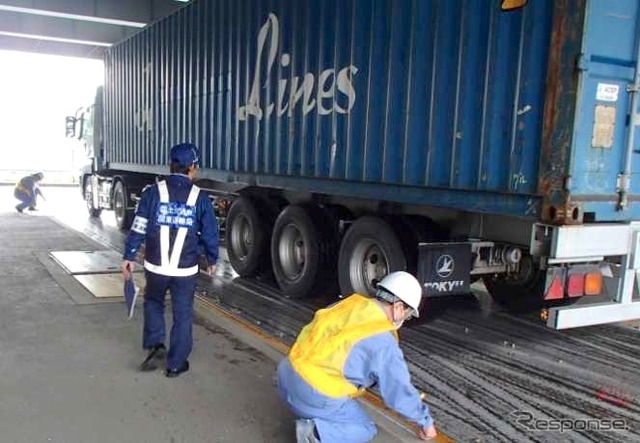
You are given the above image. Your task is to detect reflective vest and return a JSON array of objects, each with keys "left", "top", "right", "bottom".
[
  {"left": 143, "top": 180, "right": 201, "bottom": 277},
  {"left": 289, "top": 294, "right": 398, "bottom": 398},
  {"left": 15, "top": 178, "right": 30, "bottom": 195}
]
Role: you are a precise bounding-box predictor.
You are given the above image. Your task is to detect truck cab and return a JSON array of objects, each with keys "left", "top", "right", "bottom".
[{"left": 65, "top": 86, "right": 156, "bottom": 230}]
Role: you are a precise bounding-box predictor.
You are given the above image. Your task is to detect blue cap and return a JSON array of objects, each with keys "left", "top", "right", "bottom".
[{"left": 170, "top": 143, "right": 199, "bottom": 167}]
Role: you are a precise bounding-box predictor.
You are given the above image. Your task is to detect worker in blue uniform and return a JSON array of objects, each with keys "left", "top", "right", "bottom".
[
  {"left": 14, "top": 172, "right": 45, "bottom": 213},
  {"left": 277, "top": 271, "right": 438, "bottom": 442},
  {"left": 121, "top": 143, "right": 219, "bottom": 378}
]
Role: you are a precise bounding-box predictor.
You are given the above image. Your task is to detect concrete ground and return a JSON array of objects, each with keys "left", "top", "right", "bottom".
[
  {"left": 5, "top": 185, "right": 640, "bottom": 443},
  {"left": 0, "top": 212, "right": 289, "bottom": 442},
  {"left": 0, "top": 190, "right": 410, "bottom": 443}
]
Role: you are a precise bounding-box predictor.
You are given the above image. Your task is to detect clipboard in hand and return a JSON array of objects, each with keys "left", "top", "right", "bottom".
[{"left": 124, "top": 276, "right": 139, "bottom": 319}]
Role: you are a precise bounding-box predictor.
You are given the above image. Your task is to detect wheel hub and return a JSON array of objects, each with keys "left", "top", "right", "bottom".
[
  {"left": 278, "top": 224, "right": 305, "bottom": 281},
  {"left": 231, "top": 215, "right": 252, "bottom": 261},
  {"left": 349, "top": 239, "right": 389, "bottom": 296}
]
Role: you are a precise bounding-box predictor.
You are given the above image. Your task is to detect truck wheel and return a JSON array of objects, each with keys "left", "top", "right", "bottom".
[
  {"left": 113, "top": 181, "right": 133, "bottom": 230},
  {"left": 84, "top": 180, "right": 102, "bottom": 218},
  {"left": 483, "top": 255, "right": 545, "bottom": 312},
  {"left": 338, "top": 216, "right": 407, "bottom": 297},
  {"left": 271, "top": 204, "right": 338, "bottom": 298},
  {"left": 226, "top": 196, "right": 273, "bottom": 277}
]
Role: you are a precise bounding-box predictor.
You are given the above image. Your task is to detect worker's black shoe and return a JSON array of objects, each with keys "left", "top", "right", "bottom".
[
  {"left": 28, "top": 206, "right": 37, "bottom": 211},
  {"left": 15, "top": 205, "right": 23, "bottom": 213},
  {"left": 165, "top": 360, "right": 189, "bottom": 378},
  {"left": 140, "top": 344, "right": 166, "bottom": 371}
]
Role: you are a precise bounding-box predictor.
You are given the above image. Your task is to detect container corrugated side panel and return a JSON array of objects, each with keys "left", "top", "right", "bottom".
[{"left": 105, "top": 0, "right": 555, "bottom": 217}]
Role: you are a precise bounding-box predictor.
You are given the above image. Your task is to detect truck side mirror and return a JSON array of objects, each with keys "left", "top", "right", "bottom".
[
  {"left": 501, "top": 0, "right": 527, "bottom": 11},
  {"left": 65, "top": 116, "right": 77, "bottom": 138}
]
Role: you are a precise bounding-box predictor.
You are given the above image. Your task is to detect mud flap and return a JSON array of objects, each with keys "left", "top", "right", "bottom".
[{"left": 418, "top": 242, "right": 471, "bottom": 297}]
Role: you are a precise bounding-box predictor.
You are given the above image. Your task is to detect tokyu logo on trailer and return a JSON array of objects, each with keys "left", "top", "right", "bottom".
[
  {"left": 424, "top": 254, "right": 464, "bottom": 293},
  {"left": 436, "top": 255, "right": 454, "bottom": 278},
  {"left": 238, "top": 13, "right": 358, "bottom": 121}
]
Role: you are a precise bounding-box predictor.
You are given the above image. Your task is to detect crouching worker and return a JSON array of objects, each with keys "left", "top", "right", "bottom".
[
  {"left": 277, "top": 271, "right": 437, "bottom": 442},
  {"left": 14, "top": 172, "right": 45, "bottom": 213}
]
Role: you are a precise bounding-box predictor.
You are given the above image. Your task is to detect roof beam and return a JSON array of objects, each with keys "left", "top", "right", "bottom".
[
  {"left": 0, "top": 0, "right": 188, "bottom": 59},
  {"left": 0, "top": 4, "right": 146, "bottom": 28},
  {"left": 0, "top": 34, "right": 105, "bottom": 59},
  {"left": 0, "top": 11, "right": 134, "bottom": 48},
  {"left": 0, "top": 31, "right": 112, "bottom": 47}
]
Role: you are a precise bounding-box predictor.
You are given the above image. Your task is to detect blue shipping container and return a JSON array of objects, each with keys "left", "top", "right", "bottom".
[{"left": 103, "top": 0, "right": 640, "bottom": 223}]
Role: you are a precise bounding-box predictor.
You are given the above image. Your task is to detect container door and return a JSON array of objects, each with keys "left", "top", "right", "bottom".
[{"left": 570, "top": 0, "right": 640, "bottom": 221}]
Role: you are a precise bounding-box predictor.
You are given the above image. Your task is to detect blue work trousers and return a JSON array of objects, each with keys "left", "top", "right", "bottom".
[
  {"left": 143, "top": 270, "right": 196, "bottom": 370},
  {"left": 277, "top": 358, "right": 377, "bottom": 443},
  {"left": 14, "top": 189, "right": 36, "bottom": 211}
]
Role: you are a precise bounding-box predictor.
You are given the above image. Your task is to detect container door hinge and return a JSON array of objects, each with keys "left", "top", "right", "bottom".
[{"left": 617, "top": 173, "right": 630, "bottom": 210}]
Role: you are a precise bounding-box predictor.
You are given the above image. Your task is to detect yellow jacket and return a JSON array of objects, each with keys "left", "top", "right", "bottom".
[{"left": 289, "top": 294, "right": 397, "bottom": 398}]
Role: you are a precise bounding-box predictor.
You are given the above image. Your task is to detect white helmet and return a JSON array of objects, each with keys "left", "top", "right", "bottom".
[{"left": 376, "top": 271, "right": 423, "bottom": 318}]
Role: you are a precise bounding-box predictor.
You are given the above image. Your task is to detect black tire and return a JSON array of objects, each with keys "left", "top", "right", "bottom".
[
  {"left": 83, "top": 179, "right": 102, "bottom": 218},
  {"left": 384, "top": 217, "right": 423, "bottom": 275},
  {"left": 482, "top": 255, "right": 565, "bottom": 313},
  {"left": 113, "top": 180, "right": 133, "bottom": 230},
  {"left": 484, "top": 264, "right": 580, "bottom": 314},
  {"left": 338, "top": 216, "right": 408, "bottom": 297},
  {"left": 271, "top": 204, "right": 339, "bottom": 298},
  {"left": 226, "top": 196, "right": 273, "bottom": 277},
  {"left": 483, "top": 273, "right": 544, "bottom": 313},
  {"left": 387, "top": 215, "right": 447, "bottom": 276}
]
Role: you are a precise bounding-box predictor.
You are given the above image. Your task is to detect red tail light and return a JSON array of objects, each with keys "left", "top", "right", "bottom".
[
  {"left": 567, "top": 274, "right": 585, "bottom": 297},
  {"left": 545, "top": 276, "right": 564, "bottom": 300}
]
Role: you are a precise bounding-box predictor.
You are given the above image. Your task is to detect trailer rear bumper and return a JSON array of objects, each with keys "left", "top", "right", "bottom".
[
  {"left": 546, "top": 299, "right": 640, "bottom": 329},
  {"left": 535, "top": 222, "right": 640, "bottom": 329}
]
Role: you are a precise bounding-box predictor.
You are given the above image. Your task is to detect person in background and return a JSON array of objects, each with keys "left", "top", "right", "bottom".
[
  {"left": 14, "top": 172, "right": 45, "bottom": 213},
  {"left": 277, "top": 271, "right": 438, "bottom": 442},
  {"left": 121, "top": 143, "right": 219, "bottom": 378}
]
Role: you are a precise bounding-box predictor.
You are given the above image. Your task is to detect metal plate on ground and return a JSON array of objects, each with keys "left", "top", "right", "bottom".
[
  {"left": 74, "top": 273, "right": 145, "bottom": 299},
  {"left": 49, "top": 250, "right": 141, "bottom": 275}
]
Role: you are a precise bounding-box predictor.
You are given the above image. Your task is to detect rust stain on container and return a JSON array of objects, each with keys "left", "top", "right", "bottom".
[{"left": 539, "top": 0, "right": 586, "bottom": 225}]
